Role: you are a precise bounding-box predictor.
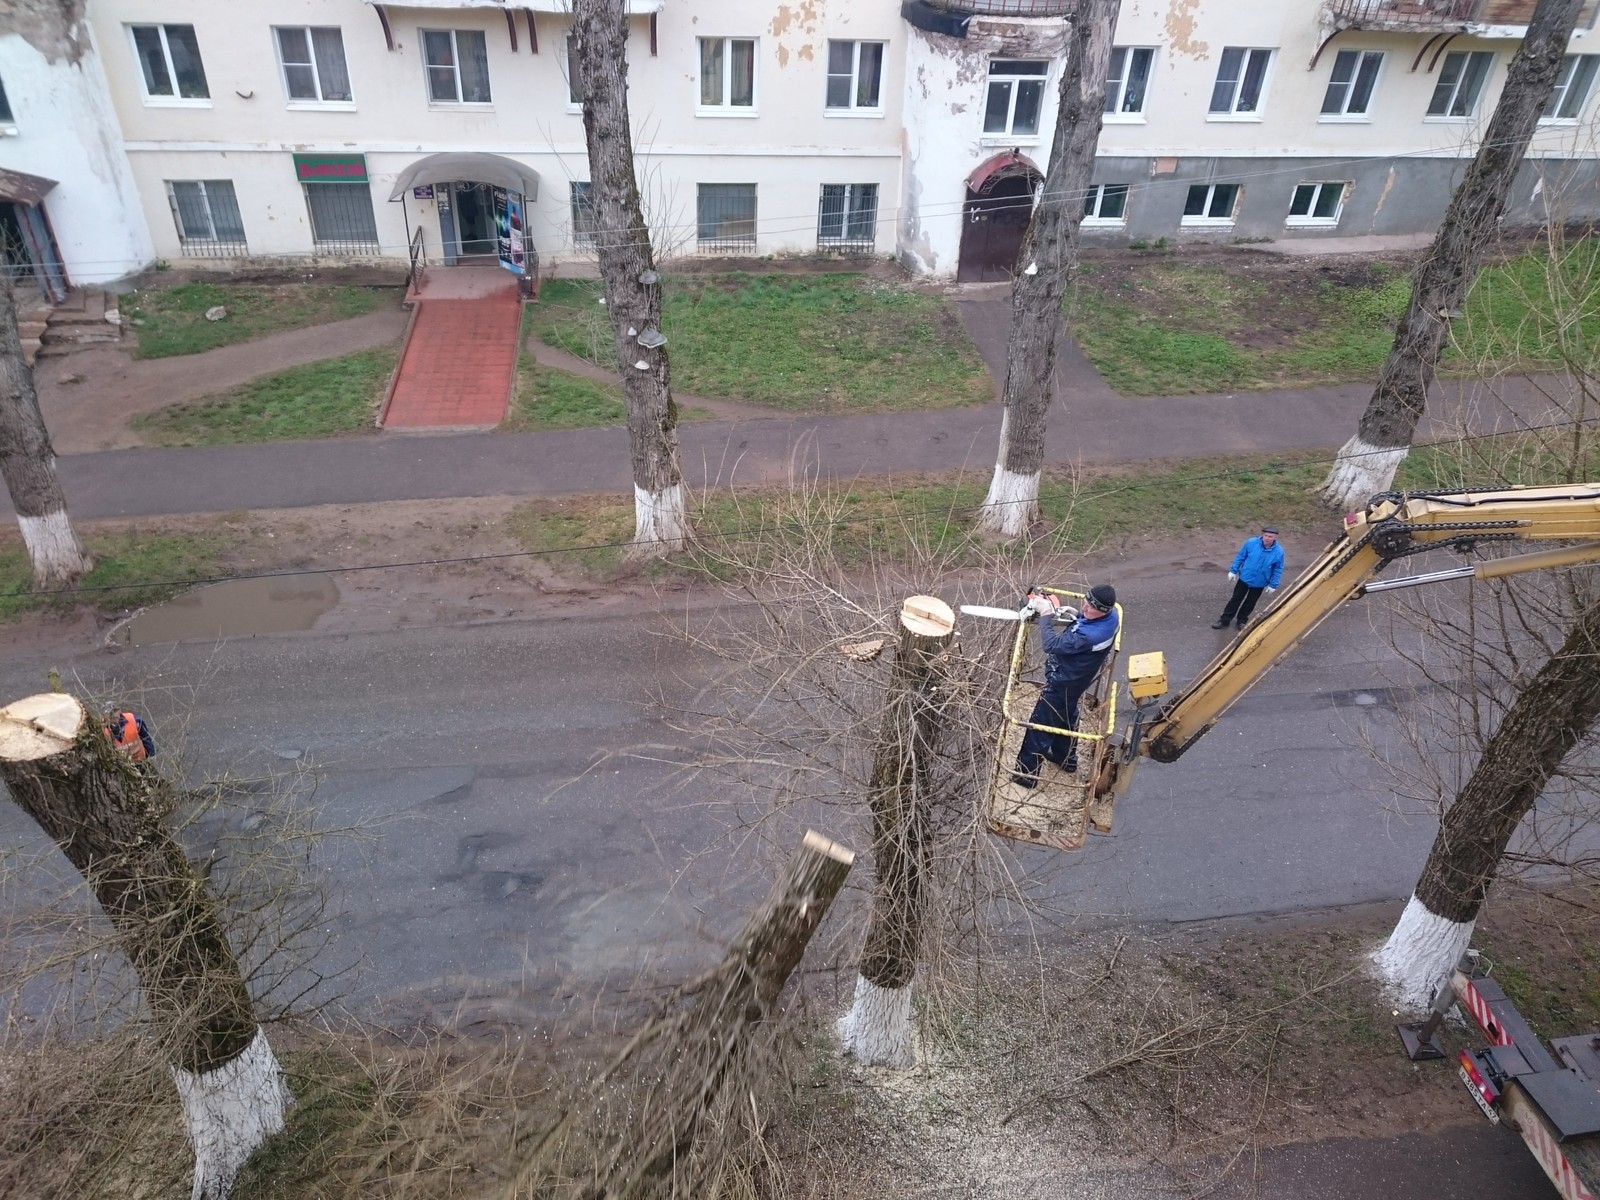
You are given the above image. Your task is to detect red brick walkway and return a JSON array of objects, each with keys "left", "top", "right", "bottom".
[{"left": 381, "top": 289, "right": 522, "bottom": 429}]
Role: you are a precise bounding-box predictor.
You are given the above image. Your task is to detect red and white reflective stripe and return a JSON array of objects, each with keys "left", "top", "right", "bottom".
[
  {"left": 1519, "top": 1110, "right": 1596, "bottom": 1200},
  {"left": 1459, "top": 978, "right": 1513, "bottom": 1045}
]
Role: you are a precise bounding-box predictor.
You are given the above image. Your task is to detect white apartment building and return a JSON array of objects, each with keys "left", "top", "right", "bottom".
[{"left": 1, "top": 0, "right": 1597, "bottom": 293}]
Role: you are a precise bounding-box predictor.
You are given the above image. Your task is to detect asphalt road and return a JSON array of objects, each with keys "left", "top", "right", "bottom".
[{"left": 0, "top": 563, "right": 1574, "bottom": 1198}]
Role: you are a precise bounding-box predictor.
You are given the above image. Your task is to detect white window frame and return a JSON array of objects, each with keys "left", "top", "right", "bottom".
[
  {"left": 1542, "top": 54, "right": 1600, "bottom": 123},
  {"left": 565, "top": 35, "right": 584, "bottom": 111},
  {"left": 1181, "top": 183, "right": 1241, "bottom": 227},
  {"left": 273, "top": 26, "right": 354, "bottom": 109},
  {"left": 570, "top": 181, "right": 596, "bottom": 248},
  {"left": 824, "top": 39, "right": 886, "bottom": 116},
  {"left": 1082, "top": 184, "right": 1129, "bottom": 227},
  {"left": 697, "top": 37, "right": 759, "bottom": 117},
  {"left": 697, "top": 182, "right": 758, "bottom": 250},
  {"left": 1104, "top": 47, "right": 1154, "bottom": 122},
  {"left": 165, "top": 180, "right": 247, "bottom": 254},
  {"left": 1208, "top": 47, "right": 1274, "bottom": 121},
  {"left": 817, "top": 183, "right": 879, "bottom": 246},
  {"left": 421, "top": 28, "right": 492, "bottom": 106},
  {"left": 1427, "top": 50, "right": 1495, "bottom": 120},
  {"left": 1319, "top": 49, "right": 1384, "bottom": 121},
  {"left": 1286, "top": 181, "right": 1348, "bottom": 227},
  {"left": 127, "top": 23, "right": 211, "bottom": 107},
  {"left": 983, "top": 59, "right": 1050, "bottom": 142}
]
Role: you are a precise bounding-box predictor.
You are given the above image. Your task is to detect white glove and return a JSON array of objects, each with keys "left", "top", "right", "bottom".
[
  {"left": 1227, "top": 573, "right": 1238, "bottom": 583},
  {"left": 1266, "top": 586, "right": 1277, "bottom": 594},
  {"left": 1026, "top": 595, "right": 1055, "bottom": 617}
]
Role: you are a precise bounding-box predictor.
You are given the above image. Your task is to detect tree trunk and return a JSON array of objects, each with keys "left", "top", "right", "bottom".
[
  {"left": 0, "top": 692, "right": 288, "bottom": 1199},
  {"left": 974, "top": 0, "right": 1117, "bottom": 540},
  {"left": 1318, "top": 0, "right": 1585, "bottom": 510},
  {"left": 1375, "top": 594, "right": 1600, "bottom": 1007},
  {"left": 0, "top": 282, "right": 93, "bottom": 585},
  {"left": 572, "top": 0, "right": 691, "bottom": 560},
  {"left": 581, "top": 830, "right": 854, "bottom": 1199},
  {"left": 838, "top": 596, "right": 954, "bottom": 1067}
]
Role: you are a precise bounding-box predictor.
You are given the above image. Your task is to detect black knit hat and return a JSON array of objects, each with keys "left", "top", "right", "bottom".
[
  {"left": 1262, "top": 526, "right": 1279, "bottom": 535},
  {"left": 1088, "top": 584, "right": 1117, "bottom": 610}
]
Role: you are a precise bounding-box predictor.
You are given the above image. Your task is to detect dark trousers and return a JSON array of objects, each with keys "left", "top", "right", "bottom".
[
  {"left": 1220, "top": 579, "right": 1265, "bottom": 625},
  {"left": 1013, "top": 678, "right": 1088, "bottom": 785}
]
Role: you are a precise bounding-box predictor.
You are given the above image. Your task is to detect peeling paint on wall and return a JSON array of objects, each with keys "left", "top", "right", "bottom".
[
  {"left": 1373, "top": 166, "right": 1398, "bottom": 216},
  {"left": 769, "top": 0, "right": 821, "bottom": 70},
  {"left": 1163, "top": 0, "right": 1208, "bottom": 59},
  {"left": 1, "top": 0, "right": 89, "bottom": 64}
]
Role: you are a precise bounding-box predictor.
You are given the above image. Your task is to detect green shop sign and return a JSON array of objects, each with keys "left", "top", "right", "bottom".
[{"left": 293, "top": 153, "right": 368, "bottom": 183}]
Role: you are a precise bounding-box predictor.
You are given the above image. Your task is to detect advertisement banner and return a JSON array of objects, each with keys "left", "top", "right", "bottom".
[
  {"left": 495, "top": 187, "right": 526, "bottom": 275},
  {"left": 293, "top": 153, "right": 368, "bottom": 183}
]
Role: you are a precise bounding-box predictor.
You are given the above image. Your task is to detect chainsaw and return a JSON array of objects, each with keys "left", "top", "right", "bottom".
[{"left": 959, "top": 587, "right": 1071, "bottom": 623}]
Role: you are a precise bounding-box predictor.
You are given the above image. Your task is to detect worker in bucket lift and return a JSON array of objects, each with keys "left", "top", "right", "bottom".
[
  {"left": 104, "top": 708, "right": 156, "bottom": 761},
  {"left": 1012, "top": 584, "right": 1119, "bottom": 788}
]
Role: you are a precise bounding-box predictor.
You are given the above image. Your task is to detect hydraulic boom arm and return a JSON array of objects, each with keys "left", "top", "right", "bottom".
[{"left": 1121, "top": 484, "right": 1600, "bottom": 774}]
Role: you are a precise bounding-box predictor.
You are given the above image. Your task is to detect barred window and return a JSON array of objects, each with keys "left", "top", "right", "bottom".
[
  {"left": 697, "top": 183, "right": 756, "bottom": 250},
  {"left": 305, "top": 182, "right": 379, "bottom": 252},
  {"left": 167, "top": 180, "right": 246, "bottom": 256},
  {"left": 570, "top": 181, "right": 597, "bottom": 247},
  {"left": 817, "top": 184, "right": 877, "bottom": 249}
]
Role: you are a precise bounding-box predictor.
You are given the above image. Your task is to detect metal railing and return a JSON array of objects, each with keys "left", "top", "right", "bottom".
[
  {"left": 696, "top": 184, "right": 757, "bottom": 252},
  {"left": 1328, "top": 0, "right": 1598, "bottom": 26},
  {"left": 406, "top": 226, "right": 426, "bottom": 291},
  {"left": 920, "top": 0, "right": 1077, "bottom": 13}
]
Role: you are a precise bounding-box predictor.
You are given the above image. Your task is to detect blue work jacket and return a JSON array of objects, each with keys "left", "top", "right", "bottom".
[
  {"left": 1040, "top": 608, "right": 1120, "bottom": 688},
  {"left": 1231, "top": 537, "right": 1285, "bottom": 589}
]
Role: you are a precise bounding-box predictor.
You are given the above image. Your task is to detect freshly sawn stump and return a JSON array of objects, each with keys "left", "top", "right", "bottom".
[{"left": 0, "top": 692, "right": 288, "bottom": 1200}]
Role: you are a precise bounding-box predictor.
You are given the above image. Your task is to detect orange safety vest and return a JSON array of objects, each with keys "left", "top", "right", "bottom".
[{"left": 105, "top": 711, "right": 148, "bottom": 761}]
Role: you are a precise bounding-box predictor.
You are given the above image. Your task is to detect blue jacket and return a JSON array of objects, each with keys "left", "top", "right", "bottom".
[
  {"left": 1040, "top": 608, "right": 1120, "bottom": 687},
  {"left": 1231, "top": 536, "right": 1285, "bottom": 589}
]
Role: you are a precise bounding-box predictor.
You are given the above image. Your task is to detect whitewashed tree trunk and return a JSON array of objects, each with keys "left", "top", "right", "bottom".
[
  {"left": 837, "top": 974, "right": 915, "bottom": 1068},
  {"left": 573, "top": 0, "right": 692, "bottom": 560},
  {"left": 175, "top": 1026, "right": 290, "bottom": 1200},
  {"left": 0, "top": 282, "right": 93, "bottom": 585},
  {"left": 1316, "top": 0, "right": 1585, "bottom": 511},
  {"left": 0, "top": 693, "right": 287, "bottom": 1199},
  {"left": 974, "top": 0, "right": 1117, "bottom": 541},
  {"left": 839, "top": 598, "right": 953, "bottom": 1067},
  {"left": 1372, "top": 894, "right": 1476, "bottom": 1010}
]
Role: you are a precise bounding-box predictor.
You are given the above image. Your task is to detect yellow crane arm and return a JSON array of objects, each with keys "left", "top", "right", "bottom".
[{"left": 1134, "top": 483, "right": 1600, "bottom": 766}]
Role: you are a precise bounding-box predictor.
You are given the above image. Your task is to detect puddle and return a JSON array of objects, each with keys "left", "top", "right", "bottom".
[{"left": 122, "top": 575, "right": 340, "bottom": 645}]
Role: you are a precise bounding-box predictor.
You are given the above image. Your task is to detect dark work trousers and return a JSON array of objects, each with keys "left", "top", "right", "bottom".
[
  {"left": 1220, "top": 579, "right": 1266, "bottom": 625},
  {"left": 1013, "top": 677, "right": 1088, "bottom": 785}
]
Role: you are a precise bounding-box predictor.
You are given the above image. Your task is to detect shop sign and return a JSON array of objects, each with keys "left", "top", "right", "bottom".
[{"left": 293, "top": 153, "right": 368, "bottom": 183}]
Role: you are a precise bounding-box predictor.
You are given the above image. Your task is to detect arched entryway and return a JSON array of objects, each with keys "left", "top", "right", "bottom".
[
  {"left": 389, "top": 151, "right": 540, "bottom": 270},
  {"left": 957, "top": 152, "right": 1042, "bottom": 283}
]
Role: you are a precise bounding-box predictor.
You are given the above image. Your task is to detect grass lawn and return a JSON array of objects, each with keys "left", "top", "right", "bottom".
[
  {"left": 526, "top": 274, "right": 993, "bottom": 413},
  {"left": 0, "top": 529, "right": 225, "bottom": 620},
  {"left": 1068, "top": 240, "right": 1600, "bottom": 396},
  {"left": 125, "top": 282, "right": 395, "bottom": 359},
  {"left": 131, "top": 347, "right": 397, "bottom": 446}
]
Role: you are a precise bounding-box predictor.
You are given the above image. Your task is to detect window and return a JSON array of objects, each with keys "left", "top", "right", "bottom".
[
  {"left": 129, "top": 24, "right": 210, "bottom": 101},
  {"left": 1428, "top": 51, "right": 1494, "bottom": 118},
  {"left": 818, "top": 184, "right": 877, "bottom": 249},
  {"left": 1209, "top": 47, "right": 1272, "bottom": 116},
  {"left": 825, "top": 40, "right": 884, "bottom": 111},
  {"left": 1083, "top": 184, "right": 1129, "bottom": 225},
  {"left": 274, "top": 27, "right": 352, "bottom": 104},
  {"left": 166, "top": 180, "right": 246, "bottom": 256},
  {"left": 984, "top": 60, "right": 1047, "bottom": 137},
  {"left": 697, "top": 183, "right": 756, "bottom": 250},
  {"left": 1320, "top": 49, "right": 1382, "bottom": 118},
  {"left": 1545, "top": 54, "right": 1600, "bottom": 121},
  {"left": 423, "top": 29, "right": 491, "bottom": 104},
  {"left": 565, "top": 35, "right": 584, "bottom": 106},
  {"left": 1287, "top": 182, "right": 1347, "bottom": 226},
  {"left": 570, "top": 181, "right": 597, "bottom": 247},
  {"left": 699, "top": 37, "right": 756, "bottom": 110},
  {"left": 1105, "top": 48, "right": 1153, "bottom": 116},
  {"left": 0, "top": 73, "right": 12, "bottom": 124},
  {"left": 305, "top": 183, "right": 379, "bottom": 252},
  {"left": 1182, "top": 183, "right": 1240, "bottom": 226}
]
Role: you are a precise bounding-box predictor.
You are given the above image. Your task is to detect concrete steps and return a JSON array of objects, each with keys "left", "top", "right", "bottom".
[{"left": 33, "top": 287, "right": 123, "bottom": 361}]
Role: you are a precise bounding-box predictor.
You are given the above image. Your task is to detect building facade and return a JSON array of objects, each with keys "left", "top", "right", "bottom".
[{"left": 0, "top": 0, "right": 1596, "bottom": 291}]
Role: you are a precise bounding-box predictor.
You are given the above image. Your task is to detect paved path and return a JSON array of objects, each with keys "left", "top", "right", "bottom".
[
  {"left": 17, "top": 291, "right": 1576, "bottom": 520},
  {"left": 381, "top": 291, "right": 520, "bottom": 429}
]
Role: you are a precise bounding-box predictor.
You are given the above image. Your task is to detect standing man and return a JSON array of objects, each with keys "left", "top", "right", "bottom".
[
  {"left": 1012, "top": 584, "right": 1120, "bottom": 788},
  {"left": 1212, "top": 526, "right": 1285, "bottom": 631}
]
